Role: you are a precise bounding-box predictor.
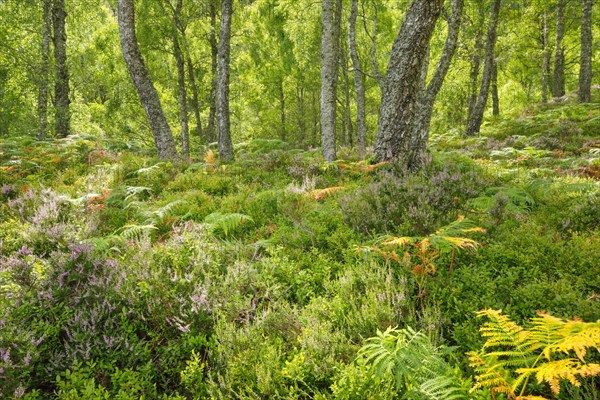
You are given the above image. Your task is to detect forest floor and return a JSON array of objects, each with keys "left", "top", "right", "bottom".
[{"left": 1, "top": 97, "right": 599, "bottom": 399}]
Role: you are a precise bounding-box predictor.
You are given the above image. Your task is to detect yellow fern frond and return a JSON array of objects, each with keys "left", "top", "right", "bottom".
[
  {"left": 472, "top": 310, "right": 600, "bottom": 399},
  {"left": 468, "top": 351, "right": 514, "bottom": 395},
  {"left": 337, "top": 160, "right": 389, "bottom": 174},
  {"left": 363, "top": 161, "right": 390, "bottom": 174},
  {"left": 440, "top": 236, "right": 480, "bottom": 250},
  {"left": 381, "top": 236, "right": 414, "bottom": 247},
  {"left": 528, "top": 312, "right": 600, "bottom": 361},
  {"left": 462, "top": 227, "right": 487, "bottom": 233},
  {"left": 204, "top": 149, "right": 217, "bottom": 165},
  {"left": 517, "top": 359, "right": 600, "bottom": 395},
  {"left": 477, "top": 309, "right": 526, "bottom": 349},
  {"left": 552, "top": 319, "right": 600, "bottom": 362},
  {"left": 308, "top": 186, "right": 345, "bottom": 201}
]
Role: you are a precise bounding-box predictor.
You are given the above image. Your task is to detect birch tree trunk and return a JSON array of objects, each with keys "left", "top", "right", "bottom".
[
  {"left": 217, "top": 0, "right": 234, "bottom": 162},
  {"left": 374, "top": 0, "right": 444, "bottom": 165},
  {"left": 186, "top": 55, "right": 203, "bottom": 142},
  {"left": 349, "top": 0, "right": 366, "bottom": 155},
  {"left": 541, "top": 11, "right": 550, "bottom": 103},
  {"left": 37, "top": 0, "right": 52, "bottom": 140},
  {"left": 52, "top": 0, "right": 70, "bottom": 138},
  {"left": 173, "top": 34, "right": 190, "bottom": 159},
  {"left": 552, "top": 0, "right": 566, "bottom": 98},
  {"left": 410, "top": 0, "right": 464, "bottom": 169},
  {"left": 279, "top": 79, "right": 286, "bottom": 142},
  {"left": 491, "top": 59, "right": 499, "bottom": 116},
  {"left": 207, "top": 0, "right": 218, "bottom": 144},
  {"left": 341, "top": 43, "right": 353, "bottom": 147},
  {"left": 320, "top": 0, "right": 342, "bottom": 162},
  {"left": 465, "top": 0, "right": 502, "bottom": 136},
  {"left": 117, "top": 0, "right": 179, "bottom": 161},
  {"left": 578, "top": 0, "right": 593, "bottom": 103},
  {"left": 363, "top": 0, "right": 384, "bottom": 87}
]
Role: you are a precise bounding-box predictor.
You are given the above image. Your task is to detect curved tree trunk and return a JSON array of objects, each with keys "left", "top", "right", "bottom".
[
  {"left": 217, "top": 0, "right": 234, "bottom": 162},
  {"left": 37, "top": 0, "right": 52, "bottom": 140},
  {"left": 410, "top": 0, "right": 464, "bottom": 169},
  {"left": 465, "top": 0, "right": 502, "bottom": 136},
  {"left": 117, "top": 0, "right": 179, "bottom": 161},
  {"left": 552, "top": 0, "right": 566, "bottom": 98},
  {"left": 578, "top": 0, "right": 593, "bottom": 103},
  {"left": 52, "top": 0, "right": 70, "bottom": 138},
  {"left": 320, "top": 0, "right": 342, "bottom": 162},
  {"left": 374, "top": 0, "right": 444, "bottom": 165},
  {"left": 349, "top": 0, "right": 366, "bottom": 155}
]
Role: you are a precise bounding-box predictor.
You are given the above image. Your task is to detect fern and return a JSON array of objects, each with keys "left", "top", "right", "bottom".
[
  {"left": 117, "top": 200, "right": 187, "bottom": 241},
  {"left": 118, "top": 224, "right": 158, "bottom": 240},
  {"left": 307, "top": 186, "right": 344, "bottom": 201},
  {"left": 204, "top": 212, "right": 254, "bottom": 237},
  {"left": 358, "top": 327, "right": 468, "bottom": 400},
  {"left": 337, "top": 160, "right": 390, "bottom": 175},
  {"left": 469, "top": 309, "right": 600, "bottom": 398},
  {"left": 127, "top": 163, "right": 165, "bottom": 177},
  {"left": 141, "top": 200, "right": 187, "bottom": 223},
  {"left": 468, "top": 186, "right": 535, "bottom": 215},
  {"left": 124, "top": 185, "right": 152, "bottom": 203}
]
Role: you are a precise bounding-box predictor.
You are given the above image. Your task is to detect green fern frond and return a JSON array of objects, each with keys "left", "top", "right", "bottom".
[
  {"left": 359, "top": 327, "right": 467, "bottom": 400},
  {"left": 418, "top": 375, "right": 466, "bottom": 400},
  {"left": 204, "top": 212, "right": 254, "bottom": 237},
  {"left": 118, "top": 224, "right": 158, "bottom": 240},
  {"left": 127, "top": 163, "right": 165, "bottom": 176},
  {"left": 143, "top": 200, "right": 187, "bottom": 223},
  {"left": 124, "top": 185, "right": 152, "bottom": 202}
]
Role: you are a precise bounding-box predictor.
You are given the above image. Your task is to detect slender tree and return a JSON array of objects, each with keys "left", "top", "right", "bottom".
[
  {"left": 363, "top": 0, "right": 384, "bottom": 87},
  {"left": 491, "top": 59, "right": 499, "bottom": 116},
  {"left": 168, "top": 0, "right": 190, "bottom": 159},
  {"left": 541, "top": 11, "right": 550, "bottom": 103},
  {"left": 349, "top": 0, "right": 366, "bottom": 155},
  {"left": 465, "top": 0, "right": 502, "bottom": 136},
  {"left": 116, "top": 0, "right": 179, "bottom": 161},
  {"left": 173, "top": 34, "right": 190, "bottom": 159},
  {"left": 279, "top": 79, "right": 287, "bottom": 142},
  {"left": 216, "top": 0, "right": 234, "bottom": 162},
  {"left": 52, "top": 0, "right": 70, "bottom": 137},
  {"left": 187, "top": 55, "right": 203, "bottom": 142},
  {"left": 410, "top": 0, "right": 464, "bottom": 169},
  {"left": 578, "top": 0, "right": 593, "bottom": 102},
  {"left": 374, "top": 0, "right": 444, "bottom": 165},
  {"left": 207, "top": 0, "right": 218, "bottom": 144},
  {"left": 320, "top": 0, "right": 342, "bottom": 162},
  {"left": 552, "top": 0, "right": 566, "bottom": 98},
  {"left": 37, "top": 0, "right": 52, "bottom": 140},
  {"left": 466, "top": 9, "right": 486, "bottom": 121}
]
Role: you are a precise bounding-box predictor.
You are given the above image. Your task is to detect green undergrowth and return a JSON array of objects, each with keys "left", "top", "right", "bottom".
[{"left": 1, "top": 102, "right": 599, "bottom": 399}]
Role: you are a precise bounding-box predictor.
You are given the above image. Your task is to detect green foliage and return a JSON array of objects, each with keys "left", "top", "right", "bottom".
[
  {"left": 357, "top": 327, "right": 469, "bottom": 399},
  {"left": 204, "top": 212, "right": 254, "bottom": 237},
  {"left": 1, "top": 94, "right": 599, "bottom": 399}
]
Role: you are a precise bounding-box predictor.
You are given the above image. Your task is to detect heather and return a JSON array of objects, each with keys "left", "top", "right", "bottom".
[{"left": 1, "top": 100, "right": 600, "bottom": 399}]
